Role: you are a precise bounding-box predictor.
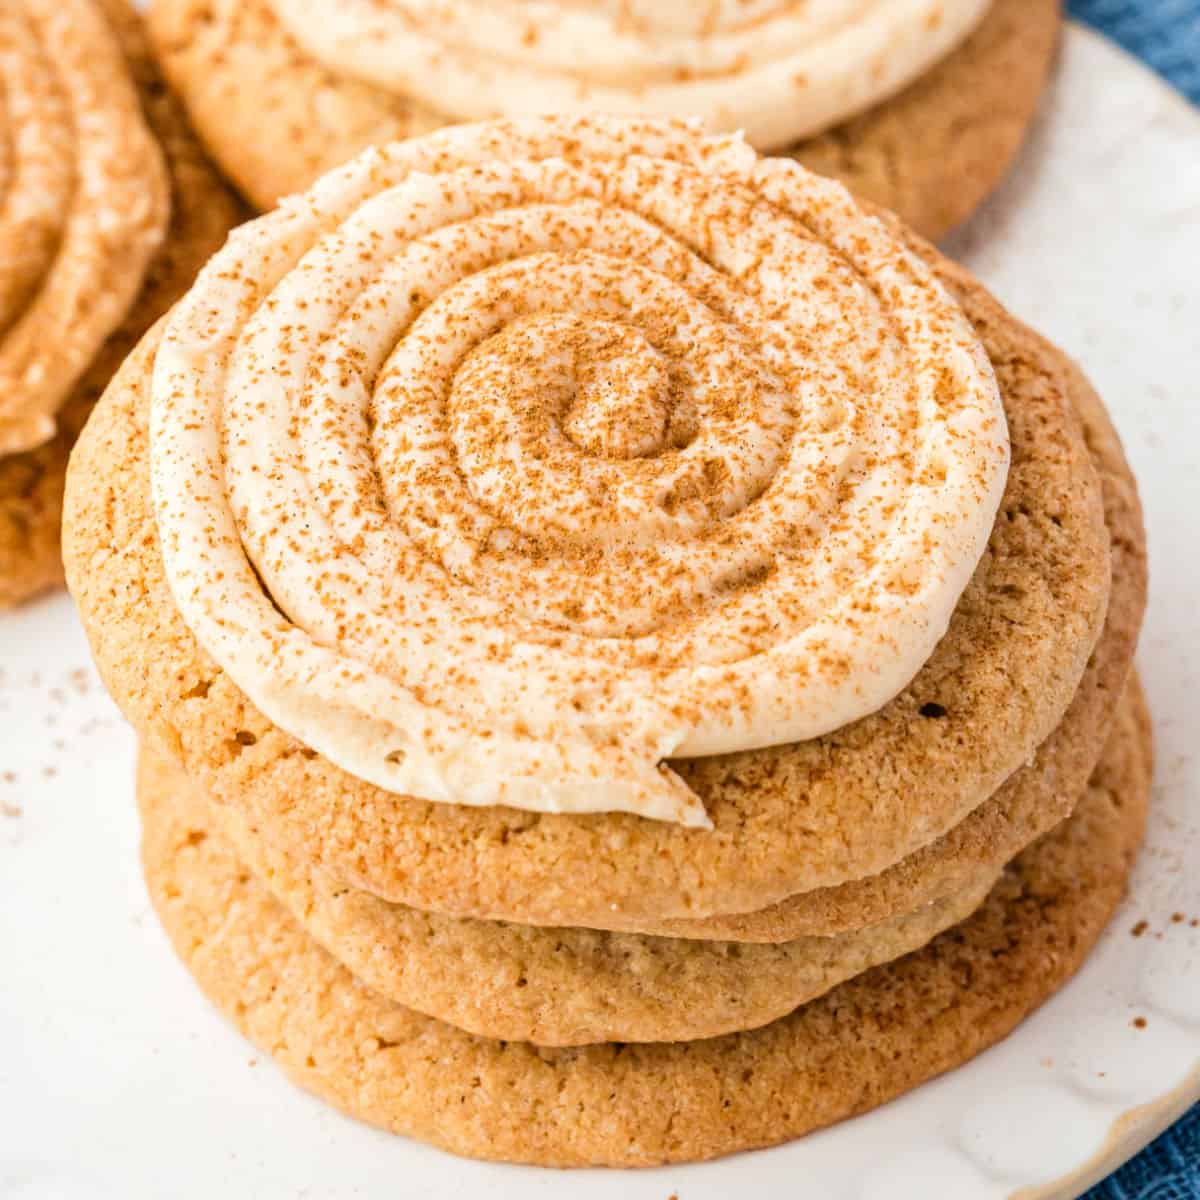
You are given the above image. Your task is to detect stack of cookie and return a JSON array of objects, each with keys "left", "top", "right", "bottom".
[
  {"left": 147, "top": 0, "right": 1060, "bottom": 239},
  {"left": 63, "top": 117, "right": 1148, "bottom": 1167},
  {"left": 0, "top": 0, "right": 240, "bottom": 608}
]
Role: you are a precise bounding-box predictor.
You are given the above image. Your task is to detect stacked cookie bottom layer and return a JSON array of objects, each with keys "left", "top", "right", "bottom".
[{"left": 137, "top": 686, "right": 1150, "bottom": 1167}]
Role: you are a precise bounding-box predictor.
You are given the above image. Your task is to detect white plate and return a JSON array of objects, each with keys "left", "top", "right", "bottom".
[{"left": 2, "top": 23, "right": 1198, "bottom": 1200}]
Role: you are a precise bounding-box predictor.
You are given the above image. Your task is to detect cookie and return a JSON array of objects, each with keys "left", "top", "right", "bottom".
[
  {"left": 0, "top": 0, "right": 168, "bottom": 458},
  {"left": 0, "top": 0, "right": 242, "bottom": 608},
  {"left": 146, "top": 0, "right": 1058, "bottom": 239},
  {"left": 637, "top": 334, "right": 1146, "bottom": 941},
  {"left": 64, "top": 173, "right": 1111, "bottom": 927},
  {"left": 138, "top": 680, "right": 1151, "bottom": 1166},
  {"left": 134, "top": 357, "right": 1145, "bottom": 1042},
  {"left": 63, "top": 124, "right": 1104, "bottom": 926},
  {"left": 138, "top": 746, "right": 997, "bottom": 1046}
]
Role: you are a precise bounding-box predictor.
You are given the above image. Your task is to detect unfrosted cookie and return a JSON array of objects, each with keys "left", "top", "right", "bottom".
[
  {"left": 145, "top": 0, "right": 1059, "bottom": 239},
  {"left": 64, "top": 218, "right": 1111, "bottom": 929},
  {"left": 0, "top": 0, "right": 242, "bottom": 608},
  {"left": 137, "top": 746, "right": 996, "bottom": 1046},
  {"left": 138, "top": 681, "right": 1151, "bottom": 1167}
]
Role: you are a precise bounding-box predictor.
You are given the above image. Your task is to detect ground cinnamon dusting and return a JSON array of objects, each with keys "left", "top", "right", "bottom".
[{"left": 147, "top": 115, "right": 1008, "bottom": 822}]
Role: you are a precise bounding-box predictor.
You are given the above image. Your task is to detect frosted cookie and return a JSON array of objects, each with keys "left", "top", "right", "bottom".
[
  {"left": 138, "top": 682, "right": 1151, "bottom": 1166},
  {"left": 146, "top": 0, "right": 1059, "bottom": 238},
  {"left": 0, "top": 0, "right": 242, "bottom": 607},
  {"left": 635, "top": 352, "right": 1146, "bottom": 941},
  {"left": 65, "top": 118, "right": 1109, "bottom": 927},
  {"left": 0, "top": 0, "right": 168, "bottom": 457},
  {"left": 134, "top": 366, "right": 1145, "bottom": 1044},
  {"left": 137, "top": 746, "right": 996, "bottom": 1046}
]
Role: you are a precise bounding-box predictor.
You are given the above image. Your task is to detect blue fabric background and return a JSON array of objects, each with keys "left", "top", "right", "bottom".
[{"left": 1062, "top": 7, "right": 1198, "bottom": 1194}]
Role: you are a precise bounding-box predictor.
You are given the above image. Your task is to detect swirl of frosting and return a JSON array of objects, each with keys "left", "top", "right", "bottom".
[
  {"left": 0, "top": 0, "right": 169, "bottom": 456},
  {"left": 268, "top": 0, "right": 991, "bottom": 150},
  {"left": 151, "top": 117, "right": 1008, "bottom": 826}
]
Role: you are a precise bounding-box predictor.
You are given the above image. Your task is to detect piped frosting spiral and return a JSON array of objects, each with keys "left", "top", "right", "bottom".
[
  {"left": 0, "top": 0, "right": 168, "bottom": 455},
  {"left": 269, "top": 0, "right": 991, "bottom": 150},
  {"left": 151, "top": 117, "right": 1008, "bottom": 826}
]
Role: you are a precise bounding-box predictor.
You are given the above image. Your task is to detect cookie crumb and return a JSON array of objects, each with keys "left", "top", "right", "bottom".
[
  {"left": 1132, "top": 1016, "right": 1147, "bottom": 1030},
  {"left": 1130, "top": 919, "right": 1149, "bottom": 937}
]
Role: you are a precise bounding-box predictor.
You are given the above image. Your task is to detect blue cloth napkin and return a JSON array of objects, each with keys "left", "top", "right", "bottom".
[{"left": 1062, "top": 6, "right": 1199, "bottom": 1188}]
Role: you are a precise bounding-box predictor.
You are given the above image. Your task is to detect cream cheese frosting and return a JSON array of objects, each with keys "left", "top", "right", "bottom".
[
  {"left": 150, "top": 116, "right": 1009, "bottom": 826},
  {"left": 0, "top": 0, "right": 169, "bottom": 456},
  {"left": 268, "top": 0, "right": 992, "bottom": 150}
]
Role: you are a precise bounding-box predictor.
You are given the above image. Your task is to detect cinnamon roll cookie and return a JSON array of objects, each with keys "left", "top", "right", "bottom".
[
  {"left": 0, "top": 0, "right": 241, "bottom": 607},
  {"left": 63, "top": 117, "right": 1150, "bottom": 1167},
  {"left": 146, "top": 0, "right": 1060, "bottom": 237},
  {"left": 65, "top": 118, "right": 1115, "bottom": 930},
  {"left": 137, "top": 681, "right": 1151, "bottom": 1166}
]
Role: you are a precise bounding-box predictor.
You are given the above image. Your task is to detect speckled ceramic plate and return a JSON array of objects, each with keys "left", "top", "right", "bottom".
[{"left": 1, "top": 23, "right": 1197, "bottom": 1200}]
